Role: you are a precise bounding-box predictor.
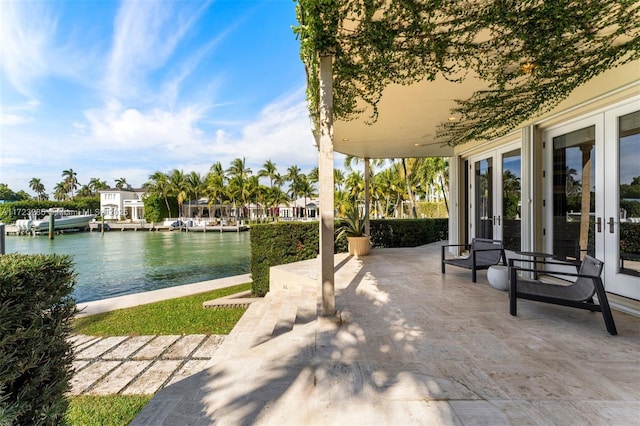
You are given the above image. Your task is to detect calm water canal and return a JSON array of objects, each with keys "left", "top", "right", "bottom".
[{"left": 5, "top": 231, "right": 251, "bottom": 303}]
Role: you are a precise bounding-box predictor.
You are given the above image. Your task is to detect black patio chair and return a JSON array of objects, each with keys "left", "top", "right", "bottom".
[
  {"left": 508, "top": 255, "right": 617, "bottom": 335},
  {"left": 441, "top": 238, "right": 507, "bottom": 282}
]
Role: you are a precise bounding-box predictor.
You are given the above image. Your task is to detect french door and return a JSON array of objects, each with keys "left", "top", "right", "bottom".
[
  {"left": 544, "top": 100, "right": 640, "bottom": 301},
  {"left": 468, "top": 143, "right": 522, "bottom": 252}
]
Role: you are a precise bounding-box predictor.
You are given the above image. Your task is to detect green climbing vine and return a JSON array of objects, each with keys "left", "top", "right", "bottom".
[{"left": 294, "top": 0, "right": 640, "bottom": 147}]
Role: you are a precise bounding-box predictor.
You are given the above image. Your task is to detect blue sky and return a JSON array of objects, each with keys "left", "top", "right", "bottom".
[{"left": 0, "top": 0, "right": 324, "bottom": 195}]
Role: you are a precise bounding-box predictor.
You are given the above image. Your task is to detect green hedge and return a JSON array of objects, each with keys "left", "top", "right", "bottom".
[
  {"left": 0, "top": 254, "right": 77, "bottom": 426},
  {"left": 369, "top": 219, "right": 448, "bottom": 248},
  {"left": 250, "top": 219, "right": 448, "bottom": 295},
  {"left": 250, "top": 222, "right": 319, "bottom": 296}
]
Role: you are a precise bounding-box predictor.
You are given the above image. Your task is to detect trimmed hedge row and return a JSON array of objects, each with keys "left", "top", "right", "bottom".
[
  {"left": 250, "top": 222, "right": 319, "bottom": 297},
  {"left": 369, "top": 219, "right": 448, "bottom": 248},
  {"left": 0, "top": 254, "right": 77, "bottom": 426},
  {"left": 250, "top": 219, "right": 448, "bottom": 295}
]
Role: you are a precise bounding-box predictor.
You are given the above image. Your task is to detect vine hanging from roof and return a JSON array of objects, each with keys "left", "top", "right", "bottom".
[{"left": 294, "top": 0, "right": 640, "bottom": 147}]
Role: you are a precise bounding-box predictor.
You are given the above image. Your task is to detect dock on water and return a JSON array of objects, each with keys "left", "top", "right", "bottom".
[{"left": 3, "top": 222, "right": 249, "bottom": 235}]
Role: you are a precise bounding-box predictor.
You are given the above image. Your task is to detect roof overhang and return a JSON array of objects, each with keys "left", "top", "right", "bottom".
[{"left": 333, "top": 72, "right": 489, "bottom": 159}]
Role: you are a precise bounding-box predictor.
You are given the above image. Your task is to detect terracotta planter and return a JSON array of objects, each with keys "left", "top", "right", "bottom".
[{"left": 347, "top": 236, "right": 371, "bottom": 257}]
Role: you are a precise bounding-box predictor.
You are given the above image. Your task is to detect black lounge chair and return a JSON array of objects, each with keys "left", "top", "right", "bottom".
[
  {"left": 509, "top": 255, "right": 617, "bottom": 335},
  {"left": 441, "top": 238, "right": 506, "bottom": 282}
]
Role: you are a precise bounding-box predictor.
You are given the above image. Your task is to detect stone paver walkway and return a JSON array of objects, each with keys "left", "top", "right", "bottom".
[{"left": 69, "top": 334, "right": 225, "bottom": 395}]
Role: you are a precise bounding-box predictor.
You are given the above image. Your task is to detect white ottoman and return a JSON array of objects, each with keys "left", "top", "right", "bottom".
[{"left": 487, "top": 265, "right": 509, "bottom": 291}]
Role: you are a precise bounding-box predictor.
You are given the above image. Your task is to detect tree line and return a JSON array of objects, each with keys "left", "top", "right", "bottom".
[{"left": 2, "top": 156, "right": 449, "bottom": 220}]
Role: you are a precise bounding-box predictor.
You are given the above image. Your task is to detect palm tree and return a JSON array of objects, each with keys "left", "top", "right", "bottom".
[
  {"left": 258, "top": 159, "right": 278, "bottom": 188},
  {"left": 88, "top": 178, "right": 108, "bottom": 195},
  {"left": 285, "top": 165, "right": 303, "bottom": 204},
  {"left": 145, "top": 171, "right": 172, "bottom": 218},
  {"left": 297, "top": 176, "right": 317, "bottom": 219},
  {"left": 307, "top": 167, "right": 319, "bottom": 185},
  {"left": 115, "top": 177, "right": 128, "bottom": 189},
  {"left": 399, "top": 159, "right": 418, "bottom": 218},
  {"left": 334, "top": 169, "right": 346, "bottom": 192},
  {"left": 226, "top": 158, "right": 253, "bottom": 221},
  {"left": 266, "top": 186, "right": 289, "bottom": 221},
  {"left": 186, "top": 171, "right": 205, "bottom": 217},
  {"left": 205, "top": 163, "right": 228, "bottom": 221},
  {"left": 53, "top": 182, "right": 68, "bottom": 201},
  {"left": 168, "top": 169, "right": 188, "bottom": 218},
  {"left": 61, "top": 169, "right": 79, "bottom": 199},
  {"left": 29, "top": 178, "right": 46, "bottom": 200}
]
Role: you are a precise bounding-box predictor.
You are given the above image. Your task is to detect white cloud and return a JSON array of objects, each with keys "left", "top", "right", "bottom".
[
  {"left": 83, "top": 99, "right": 208, "bottom": 152},
  {"left": 106, "top": 0, "right": 212, "bottom": 100},
  {"left": 0, "top": 113, "right": 31, "bottom": 126},
  {"left": 0, "top": 1, "right": 55, "bottom": 98}
]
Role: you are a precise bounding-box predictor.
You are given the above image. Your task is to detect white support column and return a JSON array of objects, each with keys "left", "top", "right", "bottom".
[
  {"left": 521, "top": 125, "right": 534, "bottom": 252},
  {"left": 364, "top": 157, "right": 371, "bottom": 235},
  {"left": 318, "top": 54, "right": 336, "bottom": 316},
  {"left": 448, "top": 156, "right": 459, "bottom": 245}
]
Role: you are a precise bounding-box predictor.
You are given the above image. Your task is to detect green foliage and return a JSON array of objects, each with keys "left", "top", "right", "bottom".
[
  {"left": 143, "top": 194, "right": 177, "bottom": 223},
  {"left": 620, "top": 222, "right": 640, "bottom": 255},
  {"left": 73, "top": 284, "right": 250, "bottom": 336},
  {"left": 65, "top": 395, "right": 153, "bottom": 426},
  {"left": 368, "top": 219, "right": 448, "bottom": 248},
  {"left": 0, "top": 199, "right": 100, "bottom": 223},
  {"left": 295, "top": 0, "right": 639, "bottom": 146},
  {"left": 415, "top": 201, "right": 449, "bottom": 219},
  {"left": 335, "top": 207, "right": 366, "bottom": 239},
  {"left": 0, "top": 183, "right": 30, "bottom": 202},
  {"left": 250, "top": 222, "right": 319, "bottom": 296},
  {"left": 0, "top": 254, "right": 77, "bottom": 426}
]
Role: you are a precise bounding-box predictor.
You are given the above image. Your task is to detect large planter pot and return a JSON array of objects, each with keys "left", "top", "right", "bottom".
[{"left": 347, "top": 236, "right": 371, "bottom": 257}]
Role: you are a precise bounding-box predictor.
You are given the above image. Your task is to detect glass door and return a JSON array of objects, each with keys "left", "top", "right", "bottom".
[
  {"left": 604, "top": 105, "right": 640, "bottom": 301},
  {"left": 468, "top": 143, "right": 522, "bottom": 251},
  {"left": 545, "top": 101, "right": 640, "bottom": 302},
  {"left": 549, "top": 123, "right": 597, "bottom": 262}
]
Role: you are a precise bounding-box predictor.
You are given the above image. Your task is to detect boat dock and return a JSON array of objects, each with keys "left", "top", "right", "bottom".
[{"left": 3, "top": 223, "right": 249, "bottom": 235}]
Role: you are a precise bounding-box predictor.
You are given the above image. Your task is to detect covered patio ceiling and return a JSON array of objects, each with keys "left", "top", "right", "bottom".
[{"left": 333, "top": 72, "right": 489, "bottom": 159}]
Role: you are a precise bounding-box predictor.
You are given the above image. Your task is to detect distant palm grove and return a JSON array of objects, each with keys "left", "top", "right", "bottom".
[{"left": 1, "top": 156, "right": 449, "bottom": 220}]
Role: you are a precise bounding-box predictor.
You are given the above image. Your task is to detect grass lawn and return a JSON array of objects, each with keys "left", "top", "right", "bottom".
[
  {"left": 68, "top": 283, "right": 253, "bottom": 423},
  {"left": 73, "top": 283, "right": 252, "bottom": 336},
  {"left": 65, "top": 395, "right": 153, "bottom": 426}
]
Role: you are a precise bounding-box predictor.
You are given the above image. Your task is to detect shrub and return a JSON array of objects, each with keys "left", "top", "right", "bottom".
[
  {"left": 250, "top": 222, "right": 319, "bottom": 296},
  {"left": 0, "top": 254, "right": 77, "bottom": 426}
]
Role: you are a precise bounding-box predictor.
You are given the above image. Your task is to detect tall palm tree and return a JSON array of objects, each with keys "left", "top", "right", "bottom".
[
  {"left": 285, "top": 165, "right": 303, "bottom": 203},
  {"left": 205, "top": 163, "right": 227, "bottom": 221},
  {"left": 61, "top": 169, "right": 79, "bottom": 199},
  {"left": 226, "top": 158, "right": 253, "bottom": 220},
  {"left": 145, "top": 171, "right": 172, "bottom": 218},
  {"left": 398, "top": 159, "right": 418, "bottom": 218},
  {"left": 186, "top": 171, "right": 205, "bottom": 217},
  {"left": 258, "top": 159, "right": 278, "bottom": 188},
  {"left": 297, "top": 176, "right": 317, "bottom": 219},
  {"left": 168, "top": 169, "right": 188, "bottom": 218},
  {"left": 29, "top": 178, "right": 46, "bottom": 200}
]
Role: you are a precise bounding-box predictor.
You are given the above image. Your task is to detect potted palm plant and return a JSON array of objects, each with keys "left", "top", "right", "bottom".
[{"left": 336, "top": 207, "right": 370, "bottom": 257}]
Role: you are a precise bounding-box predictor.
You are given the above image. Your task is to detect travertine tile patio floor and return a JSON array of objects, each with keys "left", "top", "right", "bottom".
[{"left": 115, "top": 242, "right": 638, "bottom": 425}]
